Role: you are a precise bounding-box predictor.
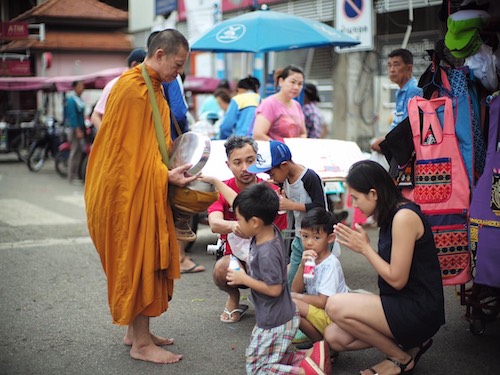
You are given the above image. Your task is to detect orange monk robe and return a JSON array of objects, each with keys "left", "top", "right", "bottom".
[{"left": 84, "top": 64, "right": 180, "bottom": 326}]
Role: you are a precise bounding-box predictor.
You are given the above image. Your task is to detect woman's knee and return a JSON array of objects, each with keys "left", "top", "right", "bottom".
[
  {"left": 323, "top": 323, "right": 343, "bottom": 351},
  {"left": 325, "top": 294, "right": 344, "bottom": 321}
]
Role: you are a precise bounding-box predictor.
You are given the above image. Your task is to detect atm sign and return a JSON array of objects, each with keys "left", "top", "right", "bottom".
[{"left": 0, "top": 22, "right": 29, "bottom": 40}]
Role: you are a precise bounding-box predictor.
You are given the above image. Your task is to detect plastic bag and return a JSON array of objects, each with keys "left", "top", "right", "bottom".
[{"left": 227, "top": 233, "right": 250, "bottom": 262}]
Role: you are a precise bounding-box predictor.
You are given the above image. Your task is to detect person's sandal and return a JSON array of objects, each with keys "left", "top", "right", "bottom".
[
  {"left": 220, "top": 304, "right": 249, "bottom": 323},
  {"left": 413, "top": 338, "right": 433, "bottom": 367},
  {"left": 386, "top": 356, "right": 414, "bottom": 374},
  {"left": 366, "top": 356, "right": 414, "bottom": 375}
]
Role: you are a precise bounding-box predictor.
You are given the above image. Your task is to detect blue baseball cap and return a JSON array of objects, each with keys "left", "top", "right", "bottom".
[
  {"left": 127, "top": 48, "right": 147, "bottom": 68},
  {"left": 247, "top": 140, "right": 292, "bottom": 174}
]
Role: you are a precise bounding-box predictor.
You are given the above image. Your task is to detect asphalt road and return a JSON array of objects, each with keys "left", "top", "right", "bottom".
[{"left": 0, "top": 154, "right": 499, "bottom": 375}]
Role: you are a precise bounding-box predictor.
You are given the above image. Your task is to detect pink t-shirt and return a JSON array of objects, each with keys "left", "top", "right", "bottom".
[
  {"left": 93, "top": 76, "right": 119, "bottom": 115},
  {"left": 255, "top": 94, "right": 305, "bottom": 142}
]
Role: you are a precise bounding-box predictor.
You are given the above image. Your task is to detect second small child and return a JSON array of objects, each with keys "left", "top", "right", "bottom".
[{"left": 291, "top": 208, "right": 348, "bottom": 343}]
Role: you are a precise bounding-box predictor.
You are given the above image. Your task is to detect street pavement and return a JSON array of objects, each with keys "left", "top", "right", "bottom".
[{"left": 0, "top": 154, "right": 499, "bottom": 375}]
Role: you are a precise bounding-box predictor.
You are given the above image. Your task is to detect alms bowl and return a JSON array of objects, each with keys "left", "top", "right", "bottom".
[{"left": 169, "top": 131, "right": 211, "bottom": 176}]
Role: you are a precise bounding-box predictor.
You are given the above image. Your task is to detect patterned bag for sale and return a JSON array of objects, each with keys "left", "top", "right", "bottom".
[
  {"left": 405, "top": 96, "right": 472, "bottom": 286},
  {"left": 423, "top": 209, "right": 471, "bottom": 285},
  {"left": 404, "top": 96, "right": 470, "bottom": 210}
]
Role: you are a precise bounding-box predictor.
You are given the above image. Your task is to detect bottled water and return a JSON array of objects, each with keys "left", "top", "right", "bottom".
[
  {"left": 228, "top": 255, "right": 240, "bottom": 271},
  {"left": 303, "top": 257, "right": 315, "bottom": 279}
]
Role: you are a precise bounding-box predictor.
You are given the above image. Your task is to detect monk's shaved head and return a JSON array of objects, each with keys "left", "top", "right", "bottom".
[{"left": 147, "top": 29, "right": 189, "bottom": 58}]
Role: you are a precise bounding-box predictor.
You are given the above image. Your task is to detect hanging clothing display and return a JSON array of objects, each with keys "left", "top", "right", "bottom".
[
  {"left": 404, "top": 96, "right": 472, "bottom": 286},
  {"left": 467, "top": 69, "right": 488, "bottom": 179},
  {"left": 441, "top": 67, "right": 477, "bottom": 188},
  {"left": 420, "top": 59, "right": 476, "bottom": 189},
  {"left": 470, "top": 95, "right": 500, "bottom": 288}
]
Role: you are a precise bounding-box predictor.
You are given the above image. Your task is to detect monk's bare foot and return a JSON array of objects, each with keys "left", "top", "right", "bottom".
[
  {"left": 130, "top": 343, "right": 182, "bottom": 364},
  {"left": 123, "top": 333, "right": 174, "bottom": 346}
]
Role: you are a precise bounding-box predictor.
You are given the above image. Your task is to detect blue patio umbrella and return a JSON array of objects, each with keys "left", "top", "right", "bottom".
[{"left": 190, "top": 10, "right": 360, "bottom": 53}]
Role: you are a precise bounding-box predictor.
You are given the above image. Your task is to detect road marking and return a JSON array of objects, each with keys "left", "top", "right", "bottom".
[
  {"left": 0, "top": 198, "right": 81, "bottom": 226},
  {"left": 55, "top": 194, "right": 86, "bottom": 208},
  {"left": 0, "top": 236, "right": 93, "bottom": 250}
]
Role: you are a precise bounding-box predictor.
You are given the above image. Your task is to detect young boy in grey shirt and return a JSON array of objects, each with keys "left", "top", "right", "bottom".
[{"left": 211, "top": 181, "right": 331, "bottom": 374}]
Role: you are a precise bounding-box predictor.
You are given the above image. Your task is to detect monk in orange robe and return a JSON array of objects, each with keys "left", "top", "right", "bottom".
[{"left": 84, "top": 29, "right": 197, "bottom": 364}]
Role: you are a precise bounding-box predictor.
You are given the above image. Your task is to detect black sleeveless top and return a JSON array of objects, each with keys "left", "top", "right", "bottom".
[{"left": 378, "top": 202, "right": 445, "bottom": 349}]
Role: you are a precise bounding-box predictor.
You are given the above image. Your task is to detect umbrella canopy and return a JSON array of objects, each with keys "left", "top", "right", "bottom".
[
  {"left": 0, "top": 76, "right": 48, "bottom": 91},
  {"left": 0, "top": 67, "right": 126, "bottom": 92},
  {"left": 191, "top": 10, "right": 360, "bottom": 53},
  {"left": 46, "top": 67, "right": 127, "bottom": 91},
  {"left": 183, "top": 76, "right": 222, "bottom": 94}
]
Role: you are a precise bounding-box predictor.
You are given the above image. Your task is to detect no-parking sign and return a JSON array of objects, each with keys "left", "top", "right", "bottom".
[{"left": 335, "top": 0, "right": 374, "bottom": 53}]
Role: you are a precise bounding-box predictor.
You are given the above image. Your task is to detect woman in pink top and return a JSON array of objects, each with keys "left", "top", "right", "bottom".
[{"left": 252, "top": 65, "right": 307, "bottom": 142}]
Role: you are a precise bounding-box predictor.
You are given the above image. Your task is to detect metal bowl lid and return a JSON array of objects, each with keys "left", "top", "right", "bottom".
[{"left": 168, "top": 131, "right": 211, "bottom": 176}]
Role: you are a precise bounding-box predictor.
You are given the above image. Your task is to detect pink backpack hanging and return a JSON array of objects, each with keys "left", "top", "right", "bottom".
[{"left": 404, "top": 96, "right": 471, "bottom": 286}]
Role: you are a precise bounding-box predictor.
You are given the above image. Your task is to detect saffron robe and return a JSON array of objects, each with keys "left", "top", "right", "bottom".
[{"left": 84, "top": 63, "right": 180, "bottom": 325}]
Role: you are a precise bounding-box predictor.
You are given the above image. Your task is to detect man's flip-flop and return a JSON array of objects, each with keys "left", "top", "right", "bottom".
[
  {"left": 180, "top": 261, "right": 205, "bottom": 274},
  {"left": 220, "top": 304, "right": 248, "bottom": 323}
]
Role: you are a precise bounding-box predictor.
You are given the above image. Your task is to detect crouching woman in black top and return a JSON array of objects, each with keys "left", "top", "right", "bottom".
[{"left": 324, "top": 160, "right": 445, "bottom": 374}]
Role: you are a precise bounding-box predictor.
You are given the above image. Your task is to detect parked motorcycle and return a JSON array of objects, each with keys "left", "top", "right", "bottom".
[
  {"left": 0, "top": 113, "right": 44, "bottom": 162},
  {"left": 26, "top": 117, "right": 64, "bottom": 172},
  {"left": 54, "top": 139, "right": 70, "bottom": 178},
  {"left": 54, "top": 123, "right": 95, "bottom": 180}
]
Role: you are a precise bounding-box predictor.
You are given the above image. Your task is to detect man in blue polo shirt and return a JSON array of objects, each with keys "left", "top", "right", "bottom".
[{"left": 372, "top": 48, "right": 422, "bottom": 153}]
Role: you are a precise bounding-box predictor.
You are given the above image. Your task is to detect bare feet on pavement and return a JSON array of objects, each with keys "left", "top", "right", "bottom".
[
  {"left": 130, "top": 343, "right": 182, "bottom": 364},
  {"left": 123, "top": 332, "right": 174, "bottom": 346}
]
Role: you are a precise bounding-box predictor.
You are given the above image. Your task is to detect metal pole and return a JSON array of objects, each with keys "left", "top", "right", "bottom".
[
  {"left": 401, "top": 0, "right": 413, "bottom": 49},
  {"left": 214, "top": 3, "right": 225, "bottom": 79}
]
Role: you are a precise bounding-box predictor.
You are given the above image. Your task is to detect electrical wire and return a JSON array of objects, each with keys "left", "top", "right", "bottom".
[{"left": 352, "top": 50, "right": 382, "bottom": 126}]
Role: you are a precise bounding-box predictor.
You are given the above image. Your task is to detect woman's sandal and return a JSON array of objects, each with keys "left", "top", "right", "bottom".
[
  {"left": 366, "top": 356, "right": 414, "bottom": 375},
  {"left": 413, "top": 338, "right": 433, "bottom": 367},
  {"left": 386, "top": 356, "right": 414, "bottom": 374}
]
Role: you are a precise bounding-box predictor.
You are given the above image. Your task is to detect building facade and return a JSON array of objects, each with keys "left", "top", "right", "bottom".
[{"left": 128, "top": 0, "right": 444, "bottom": 148}]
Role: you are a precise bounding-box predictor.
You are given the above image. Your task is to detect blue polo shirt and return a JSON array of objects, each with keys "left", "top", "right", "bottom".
[{"left": 390, "top": 77, "right": 422, "bottom": 130}]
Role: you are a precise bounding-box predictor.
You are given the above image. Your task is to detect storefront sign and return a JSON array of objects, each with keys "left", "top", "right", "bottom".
[
  {"left": 185, "top": 0, "right": 221, "bottom": 40},
  {"left": 0, "top": 22, "right": 29, "bottom": 40},
  {"left": 335, "top": 0, "right": 374, "bottom": 53},
  {"left": 178, "top": 0, "right": 282, "bottom": 21},
  {"left": 0, "top": 60, "right": 31, "bottom": 76}
]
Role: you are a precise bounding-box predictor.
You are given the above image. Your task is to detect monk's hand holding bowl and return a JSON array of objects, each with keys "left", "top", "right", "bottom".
[{"left": 169, "top": 164, "right": 199, "bottom": 187}]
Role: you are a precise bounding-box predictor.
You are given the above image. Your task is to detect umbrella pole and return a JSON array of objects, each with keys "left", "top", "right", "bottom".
[
  {"left": 253, "top": 52, "right": 265, "bottom": 97},
  {"left": 216, "top": 53, "right": 226, "bottom": 79}
]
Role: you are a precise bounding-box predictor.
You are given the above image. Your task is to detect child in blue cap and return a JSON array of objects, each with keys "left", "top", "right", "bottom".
[{"left": 247, "top": 140, "right": 327, "bottom": 286}]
